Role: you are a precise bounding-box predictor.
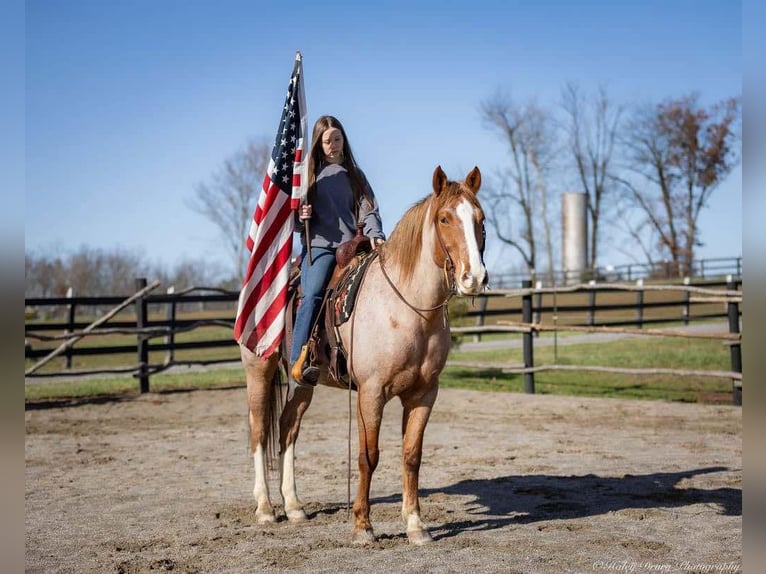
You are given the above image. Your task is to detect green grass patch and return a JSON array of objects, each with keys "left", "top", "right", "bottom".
[
  {"left": 25, "top": 368, "right": 246, "bottom": 403},
  {"left": 443, "top": 336, "right": 734, "bottom": 403},
  {"left": 26, "top": 335, "right": 736, "bottom": 406},
  {"left": 26, "top": 324, "right": 240, "bottom": 374}
]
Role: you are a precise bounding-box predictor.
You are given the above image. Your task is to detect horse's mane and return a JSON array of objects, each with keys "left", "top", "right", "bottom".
[
  {"left": 380, "top": 180, "right": 472, "bottom": 284},
  {"left": 379, "top": 196, "right": 431, "bottom": 283}
]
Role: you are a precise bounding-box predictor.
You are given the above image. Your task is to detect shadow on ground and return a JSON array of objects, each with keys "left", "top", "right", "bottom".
[{"left": 369, "top": 466, "right": 740, "bottom": 541}]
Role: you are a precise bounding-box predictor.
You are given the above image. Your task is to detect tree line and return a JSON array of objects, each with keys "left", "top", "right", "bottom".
[{"left": 24, "top": 246, "right": 234, "bottom": 298}]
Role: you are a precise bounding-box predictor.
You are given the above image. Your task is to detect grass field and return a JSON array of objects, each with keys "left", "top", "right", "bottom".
[
  {"left": 25, "top": 333, "right": 737, "bottom": 405},
  {"left": 443, "top": 335, "right": 735, "bottom": 403}
]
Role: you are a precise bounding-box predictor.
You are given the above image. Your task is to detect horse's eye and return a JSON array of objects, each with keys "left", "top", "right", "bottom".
[{"left": 439, "top": 216, "right": 449, "bottom": 225}]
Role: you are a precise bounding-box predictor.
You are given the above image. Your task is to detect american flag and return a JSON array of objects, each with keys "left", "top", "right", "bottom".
[{"left": 234, "top": 53, "right": 308, "bottom": 357}]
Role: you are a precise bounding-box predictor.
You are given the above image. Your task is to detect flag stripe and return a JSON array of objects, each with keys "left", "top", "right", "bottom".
[
  {"left": 237, "top": 240, "right": 293, "bottom": 355},
  {"left": 234, "top": 198, "right": 292, "bottom": 336},
  {"left": 234, "top": 210, "right": 292, "bottom": 350},
  {"left": 242, "top": 181, "right": 290, "bottom": 280}
]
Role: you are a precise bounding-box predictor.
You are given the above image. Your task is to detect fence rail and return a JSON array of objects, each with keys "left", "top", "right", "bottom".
[
  {"left": 490, "top": 256, "right": 743, "bottom": 288},
  {"left": 24, "top": 275, "right": 743, "bottom": 404}
]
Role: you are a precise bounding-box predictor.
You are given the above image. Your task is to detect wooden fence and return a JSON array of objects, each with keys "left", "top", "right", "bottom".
[{"left": 24, "top": 276, "right": 742, "bottom": 404}]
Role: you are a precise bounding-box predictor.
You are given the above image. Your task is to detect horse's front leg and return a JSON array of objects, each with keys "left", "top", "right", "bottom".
[
  {"left": 242, "top": 347, "right": 280, "bottom": 524},
  {"left": 352, "top": 390, "right": 385, "bottom": 545},
  {"left": 279, "top": 384, "right": 314, "bottom": 521},
  {"left": 400, "top": 385, "right": 438, "bottom": 545}
]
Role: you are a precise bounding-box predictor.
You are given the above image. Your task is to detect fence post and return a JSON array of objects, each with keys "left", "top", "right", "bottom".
[
  {"left": 521, "top": 279, "right": 535, "bottom": 394},
  {"left": 472, "top": 296, "right": 488, "bottom": 343},
  {"left": 165, "top": 286, "right": 176, "bottom": 364},
  {"left": 135, "top": 277, "right": 150, "bottom": 393},
  {"left": 587, "top": 280, "right": 597, "bottom": 326},
  {"left": 635, "top": 279, "right": 644, "bottom": 329},
  {"left": 682, "top": 277, "right": 691, "bottom": 326},
  {"left": 64, "top": 287, "right": 75, "bottom": 369},
  {"left": 533, "top": 280, "right": 543, "bottom": 333},
  {"left": 726, "top": 276, "right": 742, "bottom": 406}
]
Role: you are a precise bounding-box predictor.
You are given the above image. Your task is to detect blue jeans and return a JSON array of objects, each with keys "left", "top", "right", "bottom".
[{"left": 290, "top": 246, "right": 336, "bottom": 364}]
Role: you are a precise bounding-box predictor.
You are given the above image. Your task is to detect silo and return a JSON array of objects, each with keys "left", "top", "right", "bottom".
[{"left": 561, "top": 192, "right": 588, "bottom": 285}]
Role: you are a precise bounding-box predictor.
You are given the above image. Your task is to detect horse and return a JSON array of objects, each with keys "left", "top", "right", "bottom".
[{"left": 241, "top": 165, "right": 487, "bottom": 545}]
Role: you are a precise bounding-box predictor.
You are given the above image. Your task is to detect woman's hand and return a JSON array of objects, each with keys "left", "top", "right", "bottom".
[
  {"left": 373, "top": 237, "right": 385, "bottom": 250},
  {"left": 299, "top": 204, "right": 313, "bottom": 221}
]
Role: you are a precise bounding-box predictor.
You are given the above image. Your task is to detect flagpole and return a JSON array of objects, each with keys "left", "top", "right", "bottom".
[
  {"left": 295, "top": 51, "right": 313, "bottom": 266},
  {"left": 304, "top": 217, "right": 313, "bottom": 265},
  {"left": 302, "top": 192, "right": 312, "bottom": 266}
]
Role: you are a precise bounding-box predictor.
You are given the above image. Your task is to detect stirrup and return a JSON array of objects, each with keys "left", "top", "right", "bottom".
[{"left": 291, "top": 345, "right": 320, "bottom": 386}]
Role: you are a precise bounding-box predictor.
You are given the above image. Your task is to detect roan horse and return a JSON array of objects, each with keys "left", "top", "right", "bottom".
[{"left": 241, "top": 165, "right": 487, "bottom": 545}]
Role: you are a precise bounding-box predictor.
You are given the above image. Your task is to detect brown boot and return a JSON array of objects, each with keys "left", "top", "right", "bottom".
[{"left": 291, "top": 345, "right": 320, "bottom": 386}]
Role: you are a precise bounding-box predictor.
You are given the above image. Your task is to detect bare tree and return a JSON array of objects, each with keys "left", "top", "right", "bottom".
[
  {"left": 480, "top": 92, "right": 558, "bottom": 281},
  {"left": 188, "top": 140, "right": 271, "bottom": 278},
  {"left": 25, "top": 253, "right": 66, "bottom": 298},
  {"left": 560, "top": 83, "right": 622, "bottom": 271},
  {"left": 67, "top": 246, "right": 108, "bottom": 295},
  {"left": 25, "top": 247, "right": 229, "bottom": 298},
  {"left": 616, "top": 94, "right": 740, "bottom": 275}
]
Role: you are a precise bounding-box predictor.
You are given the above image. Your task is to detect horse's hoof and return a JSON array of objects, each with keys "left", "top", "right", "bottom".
[
  {"left": 407, "top": 529, "right": 433, "bottom": 545},
  {"left": 351, "top": 528, "right": 376, "bottom": 545},
  {"left": 256, "top": 511, "right": 277, "bottom": 524},
  {"left": 286, "top": 508, "right": 308, "bottom": 522}
]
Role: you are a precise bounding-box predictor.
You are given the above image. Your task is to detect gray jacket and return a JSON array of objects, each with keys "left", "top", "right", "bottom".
[{"left": 299, "top": 162, "right": 385, "bottom": 249}]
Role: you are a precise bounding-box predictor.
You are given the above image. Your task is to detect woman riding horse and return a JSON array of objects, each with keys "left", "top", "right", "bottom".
[{"left": 242, "top": 165, "right": 487, "bottom": 545}]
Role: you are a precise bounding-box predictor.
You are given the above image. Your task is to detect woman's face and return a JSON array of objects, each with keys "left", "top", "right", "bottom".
[{"left": 321, "top": 127, "right": 344, "bottom": 163}]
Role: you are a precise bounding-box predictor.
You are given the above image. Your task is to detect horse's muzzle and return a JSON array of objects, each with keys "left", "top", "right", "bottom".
[{"left": 456, "top": 268, "right": 488, "bottom": 295}]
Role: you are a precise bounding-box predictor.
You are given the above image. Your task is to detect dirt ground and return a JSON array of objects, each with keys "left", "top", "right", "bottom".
[{"left": 25, "top": 385, "right": 741, "bottom": 573}]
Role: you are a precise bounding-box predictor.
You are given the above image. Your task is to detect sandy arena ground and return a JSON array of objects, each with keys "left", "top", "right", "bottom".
[{"left": 25, "top": 385, "right": 741, "bottom": 573}]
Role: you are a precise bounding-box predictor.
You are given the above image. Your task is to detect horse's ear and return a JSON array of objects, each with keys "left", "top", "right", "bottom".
[
  {"left": 432, "top": 165, "right": 447, "bottom": 197},
  {"left": 465, "top": 166, "right": 481, "bottom": 195}
]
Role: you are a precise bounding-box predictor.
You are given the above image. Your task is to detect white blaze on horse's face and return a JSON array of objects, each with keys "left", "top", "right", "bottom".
[{"left": 454, "top": 198, "right": 487, "bottom": 295}]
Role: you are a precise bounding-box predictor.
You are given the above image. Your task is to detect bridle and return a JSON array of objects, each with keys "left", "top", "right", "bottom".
[{"left": 377, "top": 202, "right": 486, "bottom": 322}]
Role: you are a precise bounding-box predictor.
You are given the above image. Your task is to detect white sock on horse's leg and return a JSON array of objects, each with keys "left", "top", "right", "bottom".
[
  {"left": 281, "top": 443, "right": 307, "bottom": 521},
  {"left": 253, "top": 444, "right": 275, "bottom": 523}
]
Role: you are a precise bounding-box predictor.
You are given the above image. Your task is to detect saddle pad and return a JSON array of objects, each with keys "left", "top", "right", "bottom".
[{"left": 333, "top": 251, "right": 377, "bottom": 326}]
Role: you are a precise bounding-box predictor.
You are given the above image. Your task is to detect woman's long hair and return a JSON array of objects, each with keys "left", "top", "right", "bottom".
[{"left": 306, "top": 115, "right": 371, "bottom": 209}]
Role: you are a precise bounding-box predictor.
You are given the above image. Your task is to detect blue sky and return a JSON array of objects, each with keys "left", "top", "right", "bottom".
[{"left": 24, "top": 0, "right": 742, "bottom": 278}]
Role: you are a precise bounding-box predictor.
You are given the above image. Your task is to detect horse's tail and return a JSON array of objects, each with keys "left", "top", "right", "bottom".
[{"left": 265, "top": 359, "right": 285, "bottom": 472}]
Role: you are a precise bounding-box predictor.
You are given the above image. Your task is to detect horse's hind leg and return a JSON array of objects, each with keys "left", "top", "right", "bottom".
[
  {"left": 400, "top": 385, "right": 438, "bottom": 545},
  {"left": 279, "top": 384, "right": 314, "bottom": 521},
  {"left": 241, "top": 346, "right": 280, "bottom": 524}
]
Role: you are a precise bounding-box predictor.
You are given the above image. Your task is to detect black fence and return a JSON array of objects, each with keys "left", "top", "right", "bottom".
[
  {"left": 25, "top": 279, "right": 241, "bottom": 391},
  {"left": 25, "top": 276, "right": 743, "bottom": 403},
  {"left": 451, "top": 277, "right": 742, "bottom": 404},
  {"left": 490, "top": 256, "right": 743, "bottom": 288}
]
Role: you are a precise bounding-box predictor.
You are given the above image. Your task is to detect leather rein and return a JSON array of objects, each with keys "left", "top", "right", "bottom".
[{"left": 377, "top": 216, "right": 457, "bottom": 320}]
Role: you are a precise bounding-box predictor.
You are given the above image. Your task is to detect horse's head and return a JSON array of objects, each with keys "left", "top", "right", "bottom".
[{"left": 431, "top": 165, "right": 488, "bottom": 296}]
